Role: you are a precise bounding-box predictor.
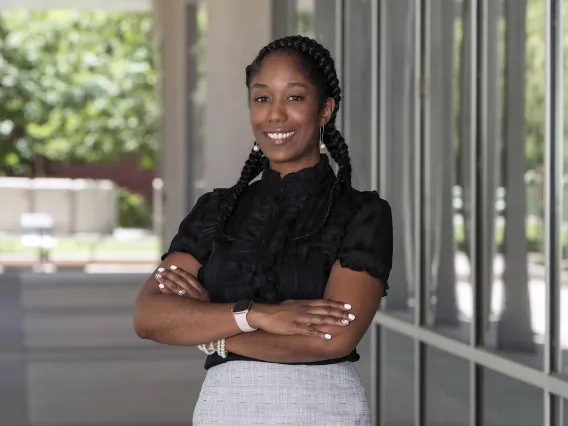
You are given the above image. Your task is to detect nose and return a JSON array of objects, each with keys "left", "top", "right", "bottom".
[{"left": 268, "top": 99, "right": 287, "bottom": 123}]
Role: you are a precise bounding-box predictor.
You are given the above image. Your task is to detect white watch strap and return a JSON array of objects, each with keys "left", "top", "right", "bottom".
[{"left": 234, "top": 311, "right": 257, "bottom": 333}]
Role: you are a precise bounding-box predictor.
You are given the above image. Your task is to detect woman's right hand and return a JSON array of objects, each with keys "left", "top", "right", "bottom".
[{"left": 250, "top": 299, "right": 355, "bottom": 340}]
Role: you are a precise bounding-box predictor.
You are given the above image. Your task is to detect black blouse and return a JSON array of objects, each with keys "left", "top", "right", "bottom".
[{"left": 163, "top": 155, "right": 393, "bottom": 370}]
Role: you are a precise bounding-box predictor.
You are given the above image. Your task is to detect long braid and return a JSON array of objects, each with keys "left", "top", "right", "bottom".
[
  {"left": 221, "top": 35, "right": 353, "bottom": 238},
  {"left": 218, "top": 148, "right": 266, "bottom": 219}
]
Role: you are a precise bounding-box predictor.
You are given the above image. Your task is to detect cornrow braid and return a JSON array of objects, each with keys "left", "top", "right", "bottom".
[{"left": 220, "top": 35, "right": 353, "bottom": 239}]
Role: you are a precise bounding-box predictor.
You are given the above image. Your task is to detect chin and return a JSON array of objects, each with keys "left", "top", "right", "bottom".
[{"left": 263, "top": 146, "right": 299, "bottom": 164}]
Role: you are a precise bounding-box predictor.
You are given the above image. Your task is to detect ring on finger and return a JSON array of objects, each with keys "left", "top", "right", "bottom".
[{"left": 178, "top": 289, "right": 187, "bottom": 296}]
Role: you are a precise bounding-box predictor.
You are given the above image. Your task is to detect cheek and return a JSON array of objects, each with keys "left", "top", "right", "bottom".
[{"left": 249, "top": 106, "right": 264, "bottom": 127}]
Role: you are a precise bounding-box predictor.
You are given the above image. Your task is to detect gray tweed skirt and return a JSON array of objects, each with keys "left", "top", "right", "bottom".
[{"left": 192, "top": 360, "right": 371, "bottom": 425}]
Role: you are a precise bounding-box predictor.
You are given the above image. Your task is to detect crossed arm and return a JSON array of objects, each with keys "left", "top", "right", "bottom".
[
  {"left": 134, "top": 252, "right": 384, "bottom": 363},
  {"left": 225, "top": 264, "right": 383, "bottom": 362}
]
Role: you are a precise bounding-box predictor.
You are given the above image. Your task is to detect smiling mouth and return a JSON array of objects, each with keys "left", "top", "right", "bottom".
[{"left": 264, "top": 131, "right": 297, "bottom": 145}]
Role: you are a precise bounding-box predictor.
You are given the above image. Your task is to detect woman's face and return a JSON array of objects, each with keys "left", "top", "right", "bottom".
[{"left": 249, "top": 52, "right": 335, "bottom": 173}]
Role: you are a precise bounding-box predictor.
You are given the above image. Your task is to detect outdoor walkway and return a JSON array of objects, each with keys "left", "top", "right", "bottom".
[{"left": 0, "top": 269, "right": 557, "bottom": 425}]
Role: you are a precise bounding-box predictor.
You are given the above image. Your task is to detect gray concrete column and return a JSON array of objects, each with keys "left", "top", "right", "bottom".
[
  {"left": 429, "top": 0, "right": 458, "bottom": 326},
  {"left": 383, "top": 0, "right": 415, "bottom": 311},
  {"left": 203, "top": 0, "right": 273, "bottom": 191},
  {"left": 482, "top": 0, "right": 502, "bottom": 332},
  {"left": 497, "top": 0, "right": 535, "bottom": 352},
  {"left": 153, "top": 0, "right": 199, "bottom": 248}
]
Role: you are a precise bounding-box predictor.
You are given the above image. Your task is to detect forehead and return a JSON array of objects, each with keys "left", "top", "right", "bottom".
[{"left": 252, "top": 51, "right": 313, "bottom": 86}]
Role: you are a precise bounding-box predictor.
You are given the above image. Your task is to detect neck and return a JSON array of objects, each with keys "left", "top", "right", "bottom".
[{"left": 268, "top": 151, "right": 322, "bottom": 179}]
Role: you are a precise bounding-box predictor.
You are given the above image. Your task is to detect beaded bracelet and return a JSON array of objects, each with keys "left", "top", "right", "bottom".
[{"left": 197, "top": 338, "right": 227, "bottom": 358}]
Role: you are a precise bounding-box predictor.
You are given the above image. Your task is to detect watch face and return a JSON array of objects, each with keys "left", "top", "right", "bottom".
[{"left": 233, "top": 299, "right": 251, "bottom": 314}]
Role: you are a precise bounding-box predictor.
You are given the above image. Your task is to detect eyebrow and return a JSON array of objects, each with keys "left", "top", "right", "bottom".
[{"left": 251, "top": 82, "right": 308, "bottom": 90}]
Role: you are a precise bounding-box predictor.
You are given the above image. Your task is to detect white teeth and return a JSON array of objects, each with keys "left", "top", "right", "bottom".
[{"left": 267, "top": 131, "right": 295, "bottom": 140}]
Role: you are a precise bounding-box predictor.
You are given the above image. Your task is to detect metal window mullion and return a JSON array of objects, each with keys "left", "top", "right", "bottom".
[
  {"left": 376, "top": 2, "right": 388, "bottom": 424},
  {"left": 468, "top": 0, "right": 482, "bottom": 424},
  {"left": 378, "top": 0, "right": 388, "bottom": 198},
  {"left": 544, "top": 0, "right": 563, "bottom": 425},
  {"left": 333, "top": 0, "right": 345, "bottom": 133},
  {"left": 414, "top": 0, "right": 427, "bottom": 425},
  {"left": 374, "top": 311, "right": 568, "bottom": 400},
  {"left": 369, "top": 1, "right": 382, "bottom": 423},
  {"left": 371, "top": 323, "right": 383, "bottom": 426},
  {"left": 370, "top": 0, "right": 380, "bottom": 192}
]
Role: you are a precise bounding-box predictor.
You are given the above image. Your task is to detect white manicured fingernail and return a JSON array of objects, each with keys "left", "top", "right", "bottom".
[
  {"left": 344, "top": 304, "right": 352, "bottom": 309},
  {"left": 324, "top": 334, "right": 332, "bottom": 340},
  {"left": 155, "top": 273, "right": 162, "bottom": 279},
  {"left": 170, "top": 265, "right": 178, "bottom": 270},
  {"left": 342, "top": 319, "right": 349, "bottom": 325},
  {"left": 158, "top": 283, "right": 165, "bottom": 289},
  {"left": 348, "top": 314, "right": 356, "bottom": 321},
  {"left": 157, "top": 267, "right": 165, "bottom": 272}
]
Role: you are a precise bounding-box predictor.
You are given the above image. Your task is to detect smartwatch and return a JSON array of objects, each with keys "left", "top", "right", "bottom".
[{"left": 232, "top": 299, "right": 257, "bottom": 332}]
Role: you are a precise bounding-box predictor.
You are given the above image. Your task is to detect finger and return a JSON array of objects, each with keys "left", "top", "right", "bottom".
[
  {"left": 306, "top": 306, "right": 355, "bottom": 321},
  {"left": 155, "top": 271, "right": 194, "bottom": 297},
  {"left": 308, "top": 299, "right": 352, "bottom": 311},
  {"left": 165, "top": 265, "right": 209, "bottom": 299},
  {"left": 157, "top": 281, "right": 173, "bottom": 294},
  {"left": 169, "top": 265, "right": 209, "bottom": 298},
  {"left": 158, "top": 269, "right": 195, "bottom": 295},
  {"left": 297, "top": 325, "right": 333, "bottom": 340},
  {"left": 155, "top": 272, "right": 182, "bottom": 294},
  {"left": 299, "top": 313, "right": 351, "bottom": 327}
]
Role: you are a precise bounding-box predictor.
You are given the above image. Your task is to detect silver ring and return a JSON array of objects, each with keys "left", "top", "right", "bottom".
[{"left": 178, "top": 289, "right": 187, "bottom": 296}]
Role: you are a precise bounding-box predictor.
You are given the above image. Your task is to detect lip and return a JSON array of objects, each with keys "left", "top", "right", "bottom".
[{"left": 263, "top": 130, "right": 297, "bottom": 146}]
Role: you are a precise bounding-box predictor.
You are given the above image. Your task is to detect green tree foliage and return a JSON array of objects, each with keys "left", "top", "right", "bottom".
[{"left": 0, "top": 10, "right": 159, "bottom": 176}]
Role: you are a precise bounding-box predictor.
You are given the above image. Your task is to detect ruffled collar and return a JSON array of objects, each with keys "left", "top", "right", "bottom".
[{"left": 260, "top": 155, "right": 334, "bottom": 197}]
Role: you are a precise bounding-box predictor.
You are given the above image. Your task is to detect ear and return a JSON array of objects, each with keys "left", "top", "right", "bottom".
[{"left": 319, "top": 97, "right": 336, "bottom": 127}]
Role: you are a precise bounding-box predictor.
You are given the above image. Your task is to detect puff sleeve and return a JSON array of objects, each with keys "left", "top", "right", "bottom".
[
  {"left": 161, "top": 192, "right": 213, "bottom": 265},
  {"left": 338, "top": 192, "right": 393, "bottom": 295}
]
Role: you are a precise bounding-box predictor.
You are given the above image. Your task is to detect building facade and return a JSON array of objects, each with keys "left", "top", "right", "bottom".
[
  {"left": 2, "top": 0, "right": 565, "bottom": 424},
  {"left": 154, "top": 0, "right": 568, "bottom": 425}
]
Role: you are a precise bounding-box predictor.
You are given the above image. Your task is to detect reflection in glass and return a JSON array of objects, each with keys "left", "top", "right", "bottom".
[
  {"left": 483, "top": 0, "right": 546, "bottom": 368},
  {"left": 296, "top": 0, "right": 315, "bottom": 36},
  {"left": 343, "top": 0, "right": 372, "bottom": 191},
  {"left": 293, "top": 1, "right": 339, "bottom": 60},
  {"left": 382, "top": 0, "right": 416, "bottom": 321},
  {"left": 426, "top": 347, "right": 469, "bottom": 426},
  {"left": 561, "top": 0, "right": 568, "bottom": 378},
  {"left": 382, "top": 330, "right": 415, "bottom": 426},
  {"left": 483, "top": 368, "right": 543, "bottom": 426},
  {"left": 426, "top": 0, "right": 473, "bottom": 342}
]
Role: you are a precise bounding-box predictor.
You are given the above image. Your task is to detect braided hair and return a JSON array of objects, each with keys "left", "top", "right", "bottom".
[{"left": 219, "top": 35, "right": 353, "bottom": 239}]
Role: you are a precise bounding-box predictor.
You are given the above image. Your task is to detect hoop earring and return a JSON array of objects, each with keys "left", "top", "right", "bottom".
[
  {"left": 252, "top": 141, "right": 260, "bottom": 152},
  {"left": 319, "top": 127, "right": 326, "bottom": 152}
]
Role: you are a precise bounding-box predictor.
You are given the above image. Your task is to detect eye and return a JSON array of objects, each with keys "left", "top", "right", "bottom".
[
  {"left": 288, "top": 95, "right": 303, "bottom": 101},
  {"left": 254, "top": 96, "right": 269, "bottom": 103}
]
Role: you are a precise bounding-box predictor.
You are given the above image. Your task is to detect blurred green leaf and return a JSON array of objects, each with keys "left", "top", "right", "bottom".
[{"left": 0, "top": 10, "right": 160, "bottom": 176}]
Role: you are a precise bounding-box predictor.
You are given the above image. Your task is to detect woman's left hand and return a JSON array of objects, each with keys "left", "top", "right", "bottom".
[{"left": 155, "top": 265, "right": 210, "bottom": 302}]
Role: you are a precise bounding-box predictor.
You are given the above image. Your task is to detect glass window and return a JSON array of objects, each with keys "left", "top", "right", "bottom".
[
  {"left": 296, "top": 0, "right": 315, "bottom": 36},
  {"left": 481, "top": 0, "right": 546, "bottom": 369},
  {"left": 343, "top": 0, "right": 373, "bottom": 191},
  {"left": 560, "top": 0, "right": 568, "bottom": 378},
  {"left": 426, "top": 346, "right": 470, "bottom": 426},
  {"left": 382, "top": 0, "right": 417, "bottom": 321},
  {"left": 382, "top": 329, "right": 416, "bottom": 426},
  {"left": 425, "top": 0, "right": 473, "bottom": 342},
  {"left": 482, "top": 368, "right": 543, "bottom": 426}
]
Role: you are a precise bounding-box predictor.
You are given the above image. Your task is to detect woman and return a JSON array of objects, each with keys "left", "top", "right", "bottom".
[{"left": 134, "top": 35, "right": 393, "bottom": 425}]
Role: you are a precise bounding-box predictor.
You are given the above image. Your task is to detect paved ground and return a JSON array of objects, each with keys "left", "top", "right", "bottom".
[{"left": 0, "top": 270, "right": 561, "bottom": 426}]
